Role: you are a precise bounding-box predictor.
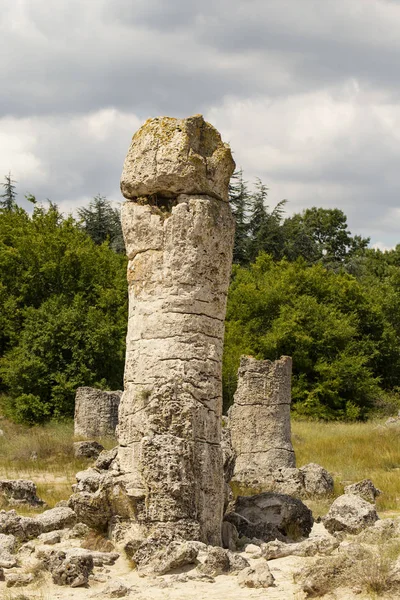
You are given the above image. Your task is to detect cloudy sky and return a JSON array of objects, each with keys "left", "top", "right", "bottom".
[{"left": 2, "top": 0, "right": 400, "bottom": 248}]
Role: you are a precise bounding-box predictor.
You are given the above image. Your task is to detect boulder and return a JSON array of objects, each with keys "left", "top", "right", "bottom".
[
  {"left": 74, "top": 387, "right": 121, "bottom": 439},
  {"left": 38, "top": 531, "right": 61, "bottom": 545},
  {"left": 35, "top": 507, "right": 77, "bottom": 533},
  {"left": 237, "top": 560, "right": 275, "bottom": 588},
  {"left": 45, "top": 549, "right": 94, "bottom": 587},
  {"left": 231, "top": 492, "right": 314, "bottom": 541},
  {"left": 0, "top": 510, "right": 42, "bottom": 542},
  {"left": 0, "top": 533, "right": 17, "bottom": 568},
  {"left": 5, "top": 572, "right": 34, "bottom": 587},
  {"left": 103, "top": 580, "right": 130, "bottom": 597},
  {"left": 322, "top": 494, "right": 379, "bottom": 534},
  {"left": 0, "top": 479, "right": 44, "bottom": 506},
  {"left": 94, "top": 446, "right": 118, "bottom": 470},
  {"left": 262, "top": 535, "right": 339, "bottom": 560},
  {"left": 344, "top": 479, "right": 381, "bottom": 503},
  {"left": 198, "top": 546, "right": 230, "bottom": 576},
  {"left": 299, "top": 463, "right": 334, "bottom": 496},
  {"left": 226, "top": 551, "right": 249, "bottom": 573},
  {"left": 73, "top": 440, "right": 104, "bottom": 459},
  {"left": 120, "top": 114, "right": 235, "bottom": 202},
  {"left": 224, "top": 511, "right": 285, "bottom": 544},
  {"left": 137, "top": 541, "right": 198, "bottom": 576}
]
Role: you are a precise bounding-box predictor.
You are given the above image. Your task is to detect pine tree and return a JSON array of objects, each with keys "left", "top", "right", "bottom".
[
  {"left": 229, "top": 169, "right": 251, "bottom": 265},
  {"left": 0, "top": 173, "right": 17, "bottom": 210},
  {"left": 248, "top": 179, "right": 286, "bottom": 262},
  {"left": 77, "top": 195, "right": 125, "bottom": 253}
]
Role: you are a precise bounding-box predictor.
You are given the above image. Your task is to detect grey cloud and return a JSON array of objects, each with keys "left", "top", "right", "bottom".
[{"left": 2, "top": 0, "right": 400, "bottom": 247}]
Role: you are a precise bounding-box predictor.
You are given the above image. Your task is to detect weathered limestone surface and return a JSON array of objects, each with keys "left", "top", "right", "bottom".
[
  {"left": 74, "top": 387, "right": 121, "bottom": 439},
  {"left": 120, "top": 115, "right": 234, "bottom": 202},
  {"left": 117, "top": 115, "right": 235, "bottom": 547},
  {"left": 229, "top": 356, "right": 295, "bottom": 485}
]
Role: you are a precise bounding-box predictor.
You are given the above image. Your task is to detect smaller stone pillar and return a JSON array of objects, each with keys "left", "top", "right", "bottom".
[
  {"left": 229, "top": 356, "right": 295, "bottom": 483},
  {"left": 74, "top": 387, "right": 122, "bottom": 438}
]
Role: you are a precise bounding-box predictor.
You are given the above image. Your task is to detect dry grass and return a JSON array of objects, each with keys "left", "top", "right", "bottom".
[
  {"left": 292, "top": 419, "right": 400, "bottom": 513},
  {"left": 0, "top": 418, "right": 115, "bottom": 513}
]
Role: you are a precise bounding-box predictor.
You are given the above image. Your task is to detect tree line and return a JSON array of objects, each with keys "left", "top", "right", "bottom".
[{"left": 1, "top": 172, "right": 399, "bottom": 423}]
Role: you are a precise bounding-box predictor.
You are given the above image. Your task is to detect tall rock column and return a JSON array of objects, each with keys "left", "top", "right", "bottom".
[
  {"left": 229, "top": 356, "right": 295, "bottom": 484},
  {"left": 118, "top": 115, "right": 235, "bottom": 546}
]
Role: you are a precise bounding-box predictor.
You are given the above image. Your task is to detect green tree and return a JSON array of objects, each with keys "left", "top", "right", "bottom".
[
  {"left": 229, "top": 170, "right": 251, "bottom": 265},
  {"left": 248, "top": 179, "right": 286, "bottom": 262},
  {"left": 0, "top": 202, "right": 127, "bottom": 423},
  {"left": 77, "top": 195, "right": 125, "bottom": 253},
  {"left": 282, "top": 207, "right": 369, "bottom": 266},
  {"left": 223, "top": 253, "right": 385, "bottom": 419},
  {"left": 0, "top": 173, "right": 17, "bottom": 211}
]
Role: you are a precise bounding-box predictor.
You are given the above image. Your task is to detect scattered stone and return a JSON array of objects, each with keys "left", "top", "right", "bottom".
[
  {"left": 73, "top": 440, "right": 104, "bottom": 459},
  {"left": 5, "top": 572, "right": 34, "bottom": 587},
  {"left": 35, "top": 507, "right": 77, "bottom": 533},
  {"left": 237, "top": 560, "right": 275, "bottom": 588},
  {"left": 137, "top": 541, "right": 198, "bottom": 576},
  {"left": 198, "top": 546, "right": 230, "bottom": 576},
  {"left": 45, "top": 549, "right": 94, "bottom": 587},
  {"left": 103, "top": 579, "right": 129, "bottom": 597},
  {"left": 385, "top": 416, "right": 400, "bottom": 427},
  {"left": 66, "top": 522, "right": 90, "bottom": 539},
  {"left": 322, "top": 494, "right": 379, "bottom": 534},
  {"left": 232, "top": 492, "right": 314, "bottom": 541},
  {"left": 344, "top": 479, "right": 382, "bottom": 503},
  {"left": 262, "top": 535, "right": 339, "bottom": 560},
  {"left": 0, "top": 479, "right": 44, "bottom": 506},
  {"left": 95, "top": 447, "right": 118, "bottom": 470},
  {"left": 244, "top": 543, "right": 263, "bottom": 558},
  {"left": 0, "top": 534, "right": 18, "bottom": 568},
  {"left": 226, "top": 551, "right": 249, "bottom": 573},
  {"left": 0, "top": 429, "right": 4, "bottom": 436},
  {"left": 0, "top": 532, "right": 16, "bottom": 553},
  {"left": 74, "top": 387, "right": 121, "bottom": 439},
  {"left": 38, "top": 531, "right": 61, "bottom": 545},
  {"left": 0, "top": 510, "right": 42, "bottom": 542},
  {"left": 300, "top": 463, "right": 334, "bottom": 496},
  {"left": 229, "top": 356, "right": 295, "bottom": 487},
  {"left": 356, "top": 517, "right": 400, "bottom": 543}
]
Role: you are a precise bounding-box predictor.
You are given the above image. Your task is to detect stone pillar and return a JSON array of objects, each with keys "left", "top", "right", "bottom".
[
  {"left": 229, "top": 356, "right": 295, "bottom": 484},
  {"left": 74, "top": 387, "right": 122, "bottom": 438},
  {"left": 118, "top": 115, "right": 235, "bottom": 545}
]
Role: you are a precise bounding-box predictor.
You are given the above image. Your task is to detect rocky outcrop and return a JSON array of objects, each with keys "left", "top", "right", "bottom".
[
  {"left": 229, "top": 356, "right": 295, "bottom": 486},
  {"left": 116, "top": 115, "right": 235, "bottom": 547},
  {"left": 322, "top": 494, "right": 379, "bottom": 534},
  {"left": 344, "top": 479, "right": 381, "bottom": 503},
  {"left": 228, "top": 492, "right": 314, "bottom": 542},
  {"left": 237, "top": 561, "right": 275, "bottom": 588},
  {"left": 74, "top": 387, "right": 121, "bottom": 439},
  {"left": 300, "top": 463, "right": 334, "bottom": 496},
  {"left": 73, "top": 441, "right": 104, "bottom": 459},
  {"left": 0, "top": 479, "right": 44, "bottom": 507}
]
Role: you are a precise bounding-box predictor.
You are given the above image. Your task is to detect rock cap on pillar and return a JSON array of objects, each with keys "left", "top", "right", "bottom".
[{"left": 120, "top": 114, "right": 235, "bottom": 202}]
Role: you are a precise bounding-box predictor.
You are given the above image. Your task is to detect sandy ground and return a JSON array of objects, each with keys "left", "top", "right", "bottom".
[{"left": 0, "top": 552, "right": 308, "bottom": 600}]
